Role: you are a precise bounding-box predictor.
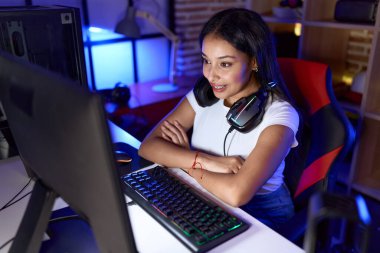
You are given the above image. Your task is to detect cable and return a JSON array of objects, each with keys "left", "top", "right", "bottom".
[
  {"left": 49, "top": 214, "right": 82, "bottom": 223},
  {"left": 0, "top": 191, "right": 32, "bottom": 211},
  {"left": 0, "top": 178, "right": 33, "bottom": 249},
  {"left": 0, "top": 177, "right": 33, "bottom": 212},
  {"left": 0, "top": 191, "right": 32, "bottom": 212},
  {"left": 223, "top": 126, "right": 234, "bottom": 156},
  {"left": 0, "top": 237, "right": 13, "bottom": 251}
]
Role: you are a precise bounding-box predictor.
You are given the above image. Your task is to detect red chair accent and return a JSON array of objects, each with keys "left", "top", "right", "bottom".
[{"left": 294, "top": 146, "right": 342, "bottom": 198}]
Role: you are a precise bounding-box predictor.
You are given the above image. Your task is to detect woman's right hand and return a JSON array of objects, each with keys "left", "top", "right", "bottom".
[
  {"left": 160, "top": 120, "right": 190, "bottom": 150},
  {"left": 198, "top": 153, "right": 244, "bottom": 174}
]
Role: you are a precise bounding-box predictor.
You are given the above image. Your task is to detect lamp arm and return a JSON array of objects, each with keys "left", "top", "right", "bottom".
[
  {"left": 135, "top": 10, "right": 179, "bottom": 43},
  {"left": 135, "top": 10, "right": 179, "bottom": 84}
]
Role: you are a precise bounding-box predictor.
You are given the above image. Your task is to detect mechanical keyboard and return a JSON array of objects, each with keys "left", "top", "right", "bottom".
[{"left": 122, "top": 165, "right": 249, "bottom": 252}]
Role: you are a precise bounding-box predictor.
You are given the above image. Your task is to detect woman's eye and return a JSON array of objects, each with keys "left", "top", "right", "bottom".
[{"left": 221, "top": 62, "right": 232, "bottom": 68}]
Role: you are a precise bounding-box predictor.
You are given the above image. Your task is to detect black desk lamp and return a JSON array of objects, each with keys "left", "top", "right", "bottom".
[{"left": 115, "top": 0, "right": 179, "bottom": 93}]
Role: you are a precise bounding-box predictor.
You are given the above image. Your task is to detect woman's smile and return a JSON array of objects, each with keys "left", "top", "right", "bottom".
[{"left": 210, "top": 82, "right": 227, "bottom": 92}]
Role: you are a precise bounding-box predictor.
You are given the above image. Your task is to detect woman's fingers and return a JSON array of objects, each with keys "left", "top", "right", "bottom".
[
  {"left": 161, "top": 120, "right": 187, "bottom": 145},
  {"left": 161, "top": 124, "right": 180, "bottom": 144},
  {"left": 167, "top": 121, "right": 183, "bottom": 144},
  {"left": 199, "top": 154, "right": 245, "bottom": 174},
  {"left": 174, "top": 120, "right": 188, "bottom": 143},
  {"left": 231, "top": 165, "right": 240, "bottom": 174},
  {"left": 161, "top": 131, "right": 172, "bottom": 142}
]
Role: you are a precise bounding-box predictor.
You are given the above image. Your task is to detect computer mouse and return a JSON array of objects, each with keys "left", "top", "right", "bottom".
[{"left": 115, "top": 150, "right": 132, "bottom": 163}]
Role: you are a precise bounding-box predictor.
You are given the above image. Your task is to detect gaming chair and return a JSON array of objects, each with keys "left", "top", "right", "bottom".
[{"left": 275, "top": 58, "right": 356, "bottom": 245}]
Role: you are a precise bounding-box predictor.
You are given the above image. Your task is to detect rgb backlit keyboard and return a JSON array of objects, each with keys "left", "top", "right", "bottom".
[{"left": 122, "top": 165, "right": 249, "bottom": 252}]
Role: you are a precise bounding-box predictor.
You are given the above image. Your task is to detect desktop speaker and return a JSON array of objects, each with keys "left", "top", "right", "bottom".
[{"left": 334, "top": 0, "right": 378, "bottom": 24}]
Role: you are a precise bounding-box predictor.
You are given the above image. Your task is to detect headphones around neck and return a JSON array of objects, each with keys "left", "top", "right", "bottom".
[{"left": 193, "top": 76, "right": 276, "bottom": 133}]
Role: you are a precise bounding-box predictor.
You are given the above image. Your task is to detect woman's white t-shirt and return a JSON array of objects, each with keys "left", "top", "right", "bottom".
[{"left": 186, "top": 90, "right": 299, "bottom": 194}]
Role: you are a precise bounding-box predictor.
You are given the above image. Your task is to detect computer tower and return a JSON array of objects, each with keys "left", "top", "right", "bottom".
[
  {"left": 0, "top": 5, "right": 88, "bottom": 86},
  {"left": 0, "top": 5, "right": 88, "bottom": 159}
]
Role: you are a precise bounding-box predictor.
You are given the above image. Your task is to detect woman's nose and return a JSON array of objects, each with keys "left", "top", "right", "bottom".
[{"left": 204, "top": 65, "right": 218, "bottom": 83}]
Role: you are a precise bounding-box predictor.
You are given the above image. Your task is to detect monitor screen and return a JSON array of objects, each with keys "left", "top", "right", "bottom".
[{"left": 0, "top": 51, "right": 137, "bottom": 252}]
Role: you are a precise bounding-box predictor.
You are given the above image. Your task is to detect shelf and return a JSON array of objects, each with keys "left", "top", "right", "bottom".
[
  {"left": 249, "top": 0, "right": 380, "bottom": 201},
  {"left": 262, "top": 15, "right": 301, "bottom": 24},
  {"left": 303, "top": 20, "right": 377, "bottom": 31},
  {"left": 339, "top": 101, "right": 361, "bottom": 114},
  {"left": 363, "top": 112, "right": 380, "bottom": 121},
  {"left": 352, "top": 182, "right": 380, "bottom": 201}
]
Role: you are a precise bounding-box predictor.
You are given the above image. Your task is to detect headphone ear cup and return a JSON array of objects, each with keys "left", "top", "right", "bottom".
[
  {"left": 226, "top": 89, "right": 268, "bottom": 132},
  {"left": 111, "top": 82, "right": 131, "bottom": 107},
  {"left": 193, "top": 76, "right": 218, "bottom": 107}
]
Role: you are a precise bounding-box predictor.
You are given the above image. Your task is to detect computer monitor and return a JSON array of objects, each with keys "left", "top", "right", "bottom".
[{"left": 0, "top": 51, "right": 137, "bottom": 252}]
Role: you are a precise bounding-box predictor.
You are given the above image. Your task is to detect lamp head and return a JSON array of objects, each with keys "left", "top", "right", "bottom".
[{"left": 115, "top": 6, "right": 141, "bottom": 38}]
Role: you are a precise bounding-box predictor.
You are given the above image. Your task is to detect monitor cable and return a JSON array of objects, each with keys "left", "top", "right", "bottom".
[
  {"left": 0, "top": 178, "right": 33, "bottom": 250},
  {"left": 0, "top": 177, "right": 32, "bottom": 212},
  {"left": 0, "top": 237, "right": 13, "bottom": 251}
]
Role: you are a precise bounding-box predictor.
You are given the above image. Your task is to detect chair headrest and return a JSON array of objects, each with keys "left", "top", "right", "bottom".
[{"left": 278, "top": 57, "right": 332, "bottom": 115}]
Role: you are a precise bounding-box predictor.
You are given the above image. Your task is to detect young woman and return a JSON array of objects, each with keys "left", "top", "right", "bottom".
[{"left": 138, "top": 8, "right": 299, "bottom": 230}]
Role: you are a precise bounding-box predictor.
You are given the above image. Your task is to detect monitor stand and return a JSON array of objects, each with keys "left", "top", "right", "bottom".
[{"left": 9, "top": 179, "right": 57, "bottom": 253}]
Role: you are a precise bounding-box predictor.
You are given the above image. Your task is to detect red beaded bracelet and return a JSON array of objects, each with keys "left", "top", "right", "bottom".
[
  {"left": 192, "top": 151, "right": 199, "bottom": 168},
  {"left": 194, "top": 161, "right": 204, "bottom": 180},
  {"left": 189, "top": 151, "right": 204, "bottom": 180}
]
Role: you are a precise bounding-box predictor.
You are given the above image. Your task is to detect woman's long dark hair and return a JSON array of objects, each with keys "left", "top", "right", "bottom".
[{"left": 199, "top": 8, "right": 293, "bottom": 103}]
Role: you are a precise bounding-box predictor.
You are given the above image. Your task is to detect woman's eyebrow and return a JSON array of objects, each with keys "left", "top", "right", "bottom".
[
  {"left": 218, "top": 55, "right": 236, "bottom": 60},
  {"left": 201, "top": 52, "right": 236, "bottom": 59}
]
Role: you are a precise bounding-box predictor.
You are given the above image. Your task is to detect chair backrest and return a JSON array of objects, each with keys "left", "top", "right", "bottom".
[{"left": 277, "top": 57, "right": 355, "bottom": 210}]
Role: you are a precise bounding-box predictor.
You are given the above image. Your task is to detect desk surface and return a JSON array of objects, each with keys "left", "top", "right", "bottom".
[
  {"left": 127, "top": 76, "right": 195, "bottom": 109},
  {"left": 0, "top": 123, "right": 304, "bottom": 253},
  {"left": 0, "top": 158, "right": 304, "bottom": 253}
]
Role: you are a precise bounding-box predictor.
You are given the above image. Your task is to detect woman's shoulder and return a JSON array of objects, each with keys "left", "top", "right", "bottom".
[
  {"left": 267, "top": 96, "right": 297, "bottom": 114},
  {"left": 263, "top": 96, "right": 299, "bottom": 132}
]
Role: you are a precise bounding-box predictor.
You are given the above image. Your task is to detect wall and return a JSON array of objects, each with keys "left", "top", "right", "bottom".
[
  {"left": 0, "top": 0, "right": 25, "bottom": 5},
  {"left": 29, "top": 0, "right": 172, "bottom": 89},
  {"left": 32, "top": 0, "right": 169, "bottom": 35},
  {"left": 1, "top": 0, "right": 249, "bottom": 80}
]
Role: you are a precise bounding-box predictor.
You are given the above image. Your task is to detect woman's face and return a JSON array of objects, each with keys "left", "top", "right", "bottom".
[{"left": 201, "top": 34, "right": 258, "bottom": 106}]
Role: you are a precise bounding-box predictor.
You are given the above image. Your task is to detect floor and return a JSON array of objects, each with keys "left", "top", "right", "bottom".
[
  {"left": 338, "top": 152, "right": 380, "bottom": 252},
  {"left": 356, "top": 190, "right": 380, "bottom": 253},
  {"left": 328, "top": 176, "right": 380, "bottom": 253}
]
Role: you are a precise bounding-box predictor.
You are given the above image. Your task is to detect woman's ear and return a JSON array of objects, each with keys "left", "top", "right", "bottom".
[{"left": 250, "top": 58, "right": 258, "bottom": 72}]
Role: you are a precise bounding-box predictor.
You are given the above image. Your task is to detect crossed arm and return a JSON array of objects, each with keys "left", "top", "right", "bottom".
[{"left": 138, "top": 97, "right": 294, "bottom": 207}]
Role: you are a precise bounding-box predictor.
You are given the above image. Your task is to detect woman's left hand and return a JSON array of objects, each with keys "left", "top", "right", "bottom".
[
  {"left": 160, "top": 120, "right": 190, "bottom": 149},
  {"left": 199, "top": 153, "right": 244, "bottom": 174}
]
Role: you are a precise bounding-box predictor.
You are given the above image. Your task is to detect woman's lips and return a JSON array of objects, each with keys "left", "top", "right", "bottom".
[{"left": 210, "top": 83, "right": 226, "bottom": 92}]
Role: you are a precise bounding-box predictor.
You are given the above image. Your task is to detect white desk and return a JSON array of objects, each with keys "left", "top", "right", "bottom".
[
  {"left": 0, "top": 157, "right": 304, "bottom": 253},
  {"left": 0, "top": 123, "right": 304, "bottom": 253}
]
